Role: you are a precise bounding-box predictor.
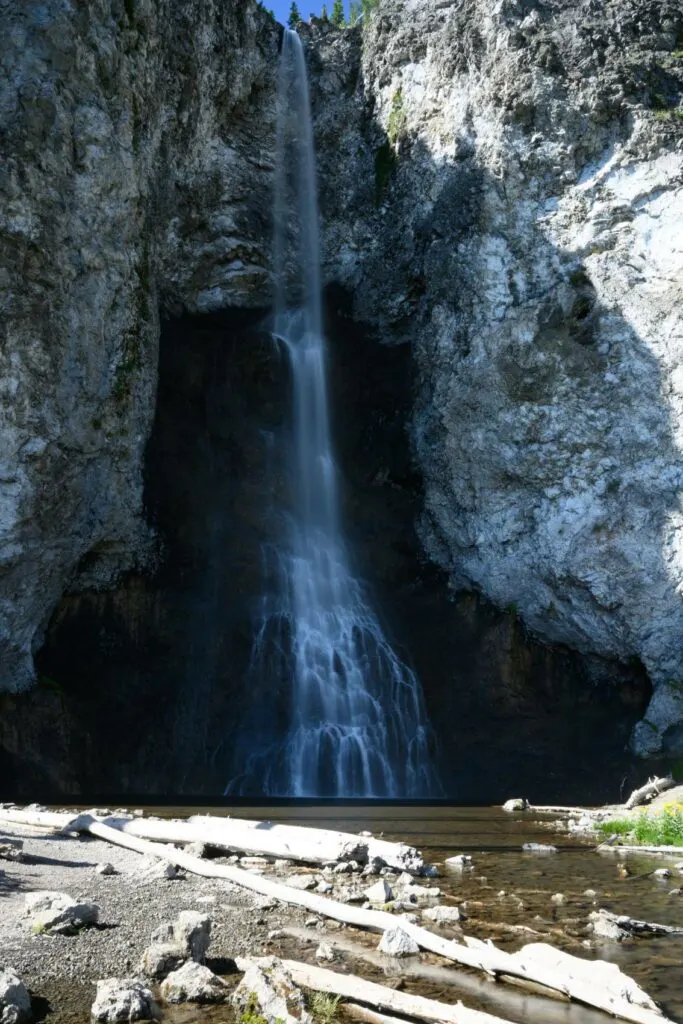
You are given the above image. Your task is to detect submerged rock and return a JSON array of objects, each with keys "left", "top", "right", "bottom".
[
  {"left": 160, "top": 962, "right": 228, "bottom": 1004},
  {"left": 503, "top": 799, "right": 529, "bottom": 813}
]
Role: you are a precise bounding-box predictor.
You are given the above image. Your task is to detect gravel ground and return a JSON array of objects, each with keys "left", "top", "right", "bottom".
[{"left": 0, "top": 821, "right": 316, "bottom": 1020}]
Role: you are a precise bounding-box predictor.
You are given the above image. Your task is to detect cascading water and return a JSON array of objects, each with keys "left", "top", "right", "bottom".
[{"left": 227, "top": 29, "right": 441, "bottom": 797}]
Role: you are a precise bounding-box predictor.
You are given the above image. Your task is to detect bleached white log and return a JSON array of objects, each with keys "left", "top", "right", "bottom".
[
  {"left": 0, "top": 807, "right": 670, "bottom": 1024},
  {"left": 189, "top": 814, "right": 424, "bottom": 871},
  {"left": 344, "top": 1004, "right": 419, "bottom": 1024},
  {"left": 624, "top": 777, "right": 676, "bottom": 810},
  {"left": 597, "top": 843, "right": 683, "bottom": 855},
  {"left": 235, "top": 957, "right": 513, "bottom": 1024}
]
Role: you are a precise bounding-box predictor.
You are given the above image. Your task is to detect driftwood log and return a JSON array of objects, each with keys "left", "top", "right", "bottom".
[
  {"left": 625, "top": 777, "right": 676, "bottom": 811},
  {"left": 0, "top": 807, "right": 671, "bottom": 1024},
  {"left": 236, "top": 956, "right": 515, "bottom": 1024}
]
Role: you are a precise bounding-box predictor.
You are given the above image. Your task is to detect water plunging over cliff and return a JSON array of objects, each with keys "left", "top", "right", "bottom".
[{"left": 227, "top": 30, "right": 441, "bottom": 797}]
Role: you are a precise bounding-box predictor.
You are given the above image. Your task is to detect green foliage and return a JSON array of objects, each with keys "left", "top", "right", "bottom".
[
  {"left": 240, "top": 993, "right": 269, "bottom": 1024},
  {"left": 321, "top": 3, "right": 329, "bottom": 20},
  {"left": 595, "top": 803, "right": 683, "bottom": 846},
  {"left": 654, "top": 108, "right": 683, "bottom": 122},
  {"left": 331, "top": 0, "right": 345, "bottom": 26},
  {"left": 374, "top": 141, "right": 397, "bottom": 204},
  {"left": 349, "top": 2, "right": 362, "bottom": 25},
  {"left": 387, "top": 89, "right": 407, "bottom": 146},
  {"left": 361, "top": 0, "right": 379, "bottom": 17},
  {"left": 309, "top": 993, "right": 341, "bottom": 1024},
  {"left": 288, "top": 2, "right": 302, "bottom": 27}
]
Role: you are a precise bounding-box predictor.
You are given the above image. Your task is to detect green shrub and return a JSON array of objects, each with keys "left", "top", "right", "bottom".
[
  {"left": 595, "top": 802, "right": 683, "bottom": 846},
  {"left": 387, "top": 89, "right": 406, "bottom": 146},
  {"left": 309, "top": 993, "right": 341, "bottom": 1024}
]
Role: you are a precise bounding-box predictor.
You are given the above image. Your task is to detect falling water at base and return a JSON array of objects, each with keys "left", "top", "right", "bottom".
[{"left": 226, "top": 30, "right": 441, "bottom": 798}]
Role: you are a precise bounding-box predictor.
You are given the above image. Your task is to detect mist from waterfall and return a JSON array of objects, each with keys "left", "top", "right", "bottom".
[{"left": 226, "top": 29, "right": 441, "bottom": 797}]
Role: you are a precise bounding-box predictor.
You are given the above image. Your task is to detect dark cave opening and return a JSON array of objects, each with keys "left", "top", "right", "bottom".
[{"left": 0, "top": 292, "right": 654, "bottom": 802}]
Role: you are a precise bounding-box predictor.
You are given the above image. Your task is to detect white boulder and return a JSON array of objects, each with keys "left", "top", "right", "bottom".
[
  {"left": 0, "top": 968, "right": 31, "bottom": 1024},
  {"left": 160, "top": 962, "right": 228, "bottom": 1004},
  {"left": 91, "top": 978, "right": 159, "bottom": 1022},
  {"left": 232, "top": 958, "right": 312, "bottom": 1024},
  {"left": 378, "top": 926, "right": 420, "bottom": 957}
]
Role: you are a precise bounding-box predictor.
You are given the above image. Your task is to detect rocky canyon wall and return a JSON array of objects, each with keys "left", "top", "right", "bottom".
[
  {"left": 0, "top": 0, "right": 278, "bottom": 692},
  {"left": 309, "top": 0, "right": 683, "bottom": 757}
]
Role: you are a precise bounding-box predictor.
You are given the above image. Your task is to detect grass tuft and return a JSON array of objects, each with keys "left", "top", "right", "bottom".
[{"left": 595, "top": 802, "right": 683, "bottom": 846}]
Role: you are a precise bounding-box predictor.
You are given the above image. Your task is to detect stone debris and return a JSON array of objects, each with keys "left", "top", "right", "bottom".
[
  {"left": 96, "top": 863, "right": 116, "bottom": 876},
  {"left": 550, "top": 893, "right": 565, "bottom": 905},
  {"left": 315, "top": 880, "right": 334, "bottom": 894},
  {"left": 402, "top": 884, "right": 440, "bottom": 903},
  {"left": 364, "top": 879, "right": 393, "bottom": 904},
  {"left": 378, "top": 926, "right": 420, "bottom": 957},
  {"left": 315, "top": 942, "right": 335, "bottom": 962},
  {"left": 91, "top": 978, "right": 160, "bottom": 1022},
  {"left": 232, "top": 958, "right": 312, "bottom": 1024},
  {"left": 522, "top": 844, "right": 558, "bottom": 854},
  {"left": 590, "top": 908, "right": 683, "bottom": 940},
  {"left": 160, "top": 962, "right": 229, "bottom": 1004},
  {"left": 0, "top": 968, "right": 31, "bottom": 1024},
  {"left": 173, "top": 911, "right": 212, "bottom": 961},
  {"left": 142, "top": 911, "right": 211, "bottom": 978},
  {"left": 444, "top": 855, "right": 472, "bottom": 869},
  {"left": 503, "top": 799, "right": 529, "bottom": 812},
  {"left": 653, "top": 868, "right": 672, "bottom": 879},
  {"left": 361, "top": 857, "right": 386, "bottom": 877},
  {"left": 140, "top": 944, "right": 188, "bottom": 980},
  {"left": 136, "top": 858, "right": 182, "bottom": 881},
  {"left": 24, "top": 890, "right": 99, "bottom": 936},
  {"left": 184, "top": 842, "right": 206, "bottom": 859},
  {"left": 286, "top": 874, "right": 317, "bottom": 890}
]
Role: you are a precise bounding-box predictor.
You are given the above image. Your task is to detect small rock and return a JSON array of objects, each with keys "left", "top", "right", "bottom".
[
  {"left": 551, "top": 893, "right": 565, "bottom": 905},
  {"left": 96, "top": 863, "right": 116, "bottom": 876},
  {"left": 273, "top": 859, "right": 293, "bottom": 870},
  {"left": 241, "top": 857, "right": 271, "bottom": 868},
  {"left": 25, "top": 891, "right": 99, "bottom": 936},
  {"left": 399, "top": 912, "right": 419, "bottom": 924},
  {"left": 361, "top": 857, "right": 386, "bottom": 877},
  {"left": 444, "top": 855, "right": 472, "bottom": 869},
  {"left": 160, "top": 962, "right": 229, "bottom": 1004},
  {"left": 668, "top": 888, "right": 682, "bottom": 896},
  {"left": 315, "top": 880, "right": 334, "bottom": 894},
  {"left": 422, "top": 905, "right": 461, "bottom": 924},
  {"left": 522, "top": 844, "right": 558, "bottom": 854},
  {"left": 315, "top": 942, "right": 335, "bottom": 962},
  {"left": 583, "top": 889, "right": 597, "bottom": 898},
  {"left": 140, "top": 943, "right": 188, "bottom": 980},
  {"left": 91, "top": 978, "right": 160, "bottom": 1022},
  {"left": 420, "top": 865, "right": 440, "bottom": 878},
  {"left": 304, "top": 917, "right": 319, "bottom": 928},
  {"left": 286, "top": 874, "right": 317, "bottom": 890},
  {"left": 332, "top": 862, "right": 353, "bottom": 875},
  {"left": 185, "top": 842, "right": 206, "bottom": 859},
  {"left": 502, "top": 798, "right": 529, "bottom": 812},
  {"left": 589, "top": 909, "right": 630, "bottom": 941},
  {"left": 0, "top": 840, "right": 24, "bottom": 863},
  {"left": 359, "top": 831, "right": 373, "bottom": 837},
  {"left": 364, "top": 879, "right": 393, "bottom": 903},
  {"left": 653, "top": 868, "right": 672, "bottom": 879},
  {"left": 138, "top": 858, "right": 182, "bottom": 881},
  {"left": 402, "top": 884, "right": 440, "bottom": 902},
  {"left": 255, "top": 896, "right": 277, "bottom": 911},
  {"left": 268, "top": 929, "right": 284, "bottom": 940},
  {"left": 0, "top": 968, "right": 31, "bottom": 1024},
  {"left": 378, "top": 926, "right": 420, "bottom": 957},
  {"left": 395, "top": 872, "right": 413, "bottom": 887}
]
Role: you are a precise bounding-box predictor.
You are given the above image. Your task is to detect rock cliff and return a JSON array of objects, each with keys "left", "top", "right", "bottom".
[
  {"left": 310, "top": 0, "right": 683, "bottom": 757},
  {"left": 0, "top": 0, "right": 278, "bottom": 690}
]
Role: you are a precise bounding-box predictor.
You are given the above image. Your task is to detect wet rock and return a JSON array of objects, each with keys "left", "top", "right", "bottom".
[
  {"left": 583, "top": 889, "right": 597, "bottom": 898},
  {"left": 523, "top": 844, "right": 558, "bottom": 854},
  {"left": 420, "top": 865, "right": 440, "bottom": 878},
  {"left": 316, "top": 880, "right": 334, "bottom": 894},
  {"left": 550, "top": 893, "right": 565, "bottom": 905},
  {"left": 378, "top": 926, "right": 420, "bottom": 957},
  {"left": 232, "top": 958, "right": 313, "bottom": 1024},
  {"left": 0, "top": 968, "right": 31, "bottom": 1024},
  {"left": 160, "top": 962, "right": 229, "bottom": 1004},
  {"left": 423, "top": 905, "right": 461, "bottom": 924},
  {"left": 503, "top": 799, "right": 529, "bottom": 812},
  {"left": 286, "top": 874, "right": 317, "bottom": 890},
  {"left": 445, "top": 855, "right": 472, "bottom": 869},
  {"left": 364, "top": 879, "right": 394, "bottom": 903},
  {"left": 185, "top": 843, "right": 207, "bottom": 859},
  {"left": 653, "top": 868, "right": 672, "bottom": 879},
  {"left": 25, "top": 891, "right": 99, "bottom": 936},
  {"left": 96, "top": 863, "right": 116, "bottom": 876},
  {"left": 91, "top": 978, "right": 160, "bottom": 1022},
  {"left": 402, "top": 885, "right": 440, "bottom": 903},
  {"left": 589, "top": 909, "right": 631, "bottom": 941}
]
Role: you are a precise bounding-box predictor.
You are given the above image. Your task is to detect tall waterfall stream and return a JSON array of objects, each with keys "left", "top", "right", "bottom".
[{"left": 226, "top": 31, "right": 441, "bottom": 797}]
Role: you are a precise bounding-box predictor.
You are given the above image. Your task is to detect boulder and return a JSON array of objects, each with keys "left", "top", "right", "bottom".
[
  {"left": 140, "top": 944, "right": 187, "bottom": 980},
  {"left": 503, "top": 799, "right": 529, "bottom": 812},
  {"left": 378, "top": 926, "right": 420, "bottom": 957},
  {"left": 364, "top": 879, "right": 393, "bottom": 904},
  {"left": 173, "top": 911, "right": 211, "bottom": 962},
  {"left": 0, "top": 841, "right": 24, "bottom": 863},
  {"left": 137, "top": 858, "right": 181, "bottom": 881},
  {"left": 286, "top": 874, "right": 316, "bottom": 890},
  {"left": 91, "top": 979, "right": 159, "bottom": 1022},
  {"left": 589, "top": 910, "right": 630, "bottom": 942},
  {"left": 185, "top": 843, "right": 206, "bottom": 859},
  {"left": 315, "top": 943, "right": 335, "bottom": 962},
  {"left": 0, "top": 968, "right": 31, "bottom": 1024},
  {"left": 160, "top": 962, "right": 228, "bottom": 1004},
  {"left": 96, "top": 864, "right": 115, "bottom": 876},
  {"left": 444, "top": 855, "right": 472, "bottom": 869},
  {"left": 232, "top": 958, "right": 313, "bottom": 1024},
  {"left": 25, "top": 891, "right": 99, "bottom": 936}
]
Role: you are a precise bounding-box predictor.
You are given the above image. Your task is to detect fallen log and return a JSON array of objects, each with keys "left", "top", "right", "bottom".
[
  {"left": 189, "top": 814, "right": 424, "bottom": 872},
  {"left": 235, "top": 956, "right": 514, "bottom": 1024},
  {"left": 0, "top": 808, "right": 670, "bottom": 1024},
  {"left": 625, "top": 777, "right": 676, "bottom": 811},
  {"left": 597, "top": 842, "right": 683, "bottom": 856},
  {"left": 344, "top": 1004, "right": 416, "bottom": 1024},
  {"left": 591, "top": 908, "right": 683, "bottom": 938}
]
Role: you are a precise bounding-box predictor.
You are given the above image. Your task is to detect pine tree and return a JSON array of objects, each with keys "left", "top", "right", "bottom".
[
  {"left": 288, "top": 1, "right": 302, "bottom": 27},
  {"left": 349, "top": 1, "right": 361, "bottom": 24},
  {"left": 321, "top": 3, "right": 329, "bottom": 20},
  {"left": 331, "top": 0, "right": 345, "bottom": 26}
]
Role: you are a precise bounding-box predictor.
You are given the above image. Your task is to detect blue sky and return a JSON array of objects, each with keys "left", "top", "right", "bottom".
[{"left": 270, "top": 0, "right": 349, "bottom": 23}]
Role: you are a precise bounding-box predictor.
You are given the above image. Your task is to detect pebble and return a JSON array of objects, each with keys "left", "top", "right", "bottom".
[
  {"left": 550, "top": 893, "right": 565, "bottom": 905},
  {"left": 653, "top": 868, "right": 672, "bottom": 879}
]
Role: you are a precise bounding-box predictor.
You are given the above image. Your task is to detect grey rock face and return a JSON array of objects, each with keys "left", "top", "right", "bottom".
[
  {"left": 24, "top": 890, "right": 99, "bottom": 935},
  {"left": 310, "top": 0, "right": 683, "bottom": 755},
  {"left": 378, "top": 925, "right": 420, "bottom": 956},
  {"left": 0, "top": 0, "right": 278, "bottom": 691}
]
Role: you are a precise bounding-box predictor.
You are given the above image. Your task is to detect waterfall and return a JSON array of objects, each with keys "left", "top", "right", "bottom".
[{"left": 227, "top": 29, "right": 441, "bottom": 798}]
